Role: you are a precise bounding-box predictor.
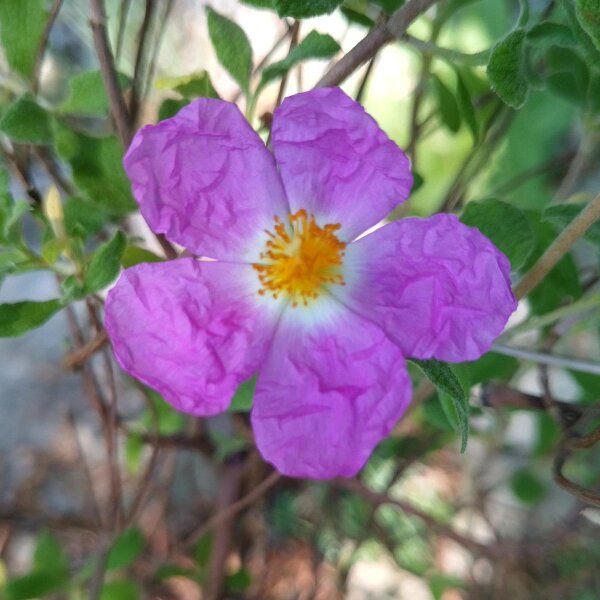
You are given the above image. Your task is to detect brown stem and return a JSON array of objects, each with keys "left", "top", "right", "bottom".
[
  {"left": 316, "top": 0, "right": 438, "bottom": 88},
  {"left": 89, "top": 0, "right": 132, "bottom": 147},
  {"left": 513, "top": 192, "right": 600, "bottom": 299},
  {"left": 183, "top": 470, "right": 281, "bottom": 548},
  {"left": 130, "top": 0, "right": 156, "bottom": 127}
]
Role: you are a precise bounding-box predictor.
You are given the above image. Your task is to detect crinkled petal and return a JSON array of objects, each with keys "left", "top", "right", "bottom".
[
  {"left": 124, "top": 99, "right": 289, "bottom": 261},
  {"left": 333, "top": 214, "right": 517, "bottom": 362},
  {"left": 252, "top": 298, "right": 412, "bottom": 479},
  {"left": 272, "top": 87, "right": 412, "bottom": 241},
  {"left": 105, "top": 259, "right": 282, "bottom": 415}
]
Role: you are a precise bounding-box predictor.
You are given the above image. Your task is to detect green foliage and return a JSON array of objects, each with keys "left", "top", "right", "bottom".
[
  {"left": 106, "top": 528, "right": 145, "bottom": 571},
  {"left": 544, "top": 47, "right": 590, "bottom": 107},
  {"left": 241, "top": 0, "right": 274, "bottom": 8},
  {"left": 61, "top": 70, "right": 131, "bottom": 116},
  {"left": 121, "top": 245, "right": 162, "bottom": 268},
  {"left": 229, "top": 376, "right": 257, "bottom": 412},
  {"left": 575, "top": 0, "right": 600, "bottom": 52},
  {"left": 0, "top": 95, "right": 53, "bottom": 145},
  {"left": 157, "top": 71, "right": 220, "bottom": 99},
  {"left": 526, "top": 22, "right": 576, "bottom": 48},
  {"left": 259, "top": 31, "right": 340, "bottom": 91},
  {"left": 487, "top": 29, "right": 529, "bottom": 108},
  {"left": 4, "top": 572, "right": 67, "bottom": 600},
  {"left": 206, "top": 7, "right": 253, "bottom": 95},
  {"left": 0, "top": 299, "right": 62, "bottom": 338},
  {"left": 431, "top": 74, "right": 461, "bottom": 133},
  {"left": 544, "top": 203, "right": 600, "bottom": 246},
  {"left": 454, "top": 69, "right": 479, "bottom": 141},
  {"left": 158, "top": 98, "right": 189, "bottom": 121},
  {"left": 411, "top": 359, "right": 469, "bottom": 452},
  {"left": 100, "top": 581, "right": 140, "bottom": 600},
  {"left": 460, "top": 198, "right": 534, "bottom": 270},
  {"left": 0, "top": 0, "right": 47, "bottom": 79},
  {"left": 33, "top": 531, "right": 68, "bottom": 574},
  {"left": 83, "top": 230, "right": 127, "bottom": 294},
  {"left": 55, "top": 127, "right": 136, "bottom": 216},
  {"left": 273, "top": 0, "right": 343, "bottom": 18},
  {"left": 510, "top": 467, "right": 547, "bottom": 504}
]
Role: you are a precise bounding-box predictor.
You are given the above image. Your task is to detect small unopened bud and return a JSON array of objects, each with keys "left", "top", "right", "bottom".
[{"left": 43, "top": 185, "right": 66, "bottom": 241}]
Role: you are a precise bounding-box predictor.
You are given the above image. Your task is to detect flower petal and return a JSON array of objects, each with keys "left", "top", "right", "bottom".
[
  {"left": 334, "top": 214, "right": 517, "bottom": 362},
  {"left": 105, "top": 259, "right": 282, "bottom": 415},
  {"left": 124, "top": 99, "right": 289, "bottom": 261},
  {"left": 252, "top": 298, "right": 412, "bottom": 479},
  {"left": 271, "top": 87, "right": 412, "bottom": 241}
]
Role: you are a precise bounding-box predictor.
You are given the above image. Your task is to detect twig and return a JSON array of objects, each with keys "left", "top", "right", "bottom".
[
  {"left": 492, "top": 343, "right": 600, "bottom": 376},
  {"left": 32, "top": 0, "right": 64, "bottom": 94},
  {"left": 63, "top": 329, "right": 109, "bottom": 370},
  {"left": 204, "top": 458, "right": 246, "bottom": 600},
  {"left": 183, "top": 470, "right": 281, "bottom": 548},
  {"left": 115, "top": 0, "right": 133, "bottom": 64},
  {"left": 130, "top": 0, "right": 156, "bottom": 127},
  {"left": 316, "top": 0, "right": 438, "bottom": 88},
  {"left": 513, "top": 192, "right": 600, "bottom": 299},
  {"left": 355, "top": 56, "right": 377, "bottom": 103},
  {"left": 89, "top": 0, "right": 132, "bottom": 147},
  {"left": 274, "top": 20, "right": 300, "bottom": 109}
]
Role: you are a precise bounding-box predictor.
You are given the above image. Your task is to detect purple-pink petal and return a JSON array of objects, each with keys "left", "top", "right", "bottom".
[
  {"left": 251, "top": 299, "right": 412, "bottom": 479},
  {"left": 124, "top": 99, "right": 289, "bottom": 261},
  {"left": 335, "top": 214, "right": 517, "bottom": 362},
  {"left": 105, "top": 259, "right": 281, "bottom": 416},
  {"left": 271, "top": 88, "right": 413, "bottom": 242}
]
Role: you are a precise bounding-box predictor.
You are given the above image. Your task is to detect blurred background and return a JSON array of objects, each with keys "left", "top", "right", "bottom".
[{"left": 1, "top": 0, "right": 600, "bottom": 598}]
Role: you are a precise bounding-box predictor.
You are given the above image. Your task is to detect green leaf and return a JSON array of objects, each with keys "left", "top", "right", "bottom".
[
  {"left": 259, "top": 31, "right": 340, "bottom": 91},
  {"left": 229, "top": 376, "right": 256, "bottom": 412},
  {"left": 55, "top": 127, "right": 135, "bottom": 217},
  {"left": 121, "top": 245, "right": 163, "bottom": 268},
  {"left": 5, "top": 571, "right": 68, "bottom": 600},
  {"left": 411, "top": 359, "right": 469, "bottom": 452},
  {"left": 156, "top": 70, "right": 220, "bottom": 99},
  {"left": 431, "top": 74, "right": 461, "bottom": 133},
  {"left": 158, "top": 98, "right": 189, "bottom": 121},
  {"left": 454, "top": 69, "right": 479, "bottom": 142},
  {"left": 100, "top": 581, "right": 140, "bottom": 600},
  {"left": 575, "top": 0, "right": 600, "bottom": 52},
  {"left": 543, "top": 203, "right": 600, "bottom": 246},
  {"left": 544, "top": 47, "right": 590, "bottom": 107},
  {"left": 34, "top": 531, "right": 68, "bottom": 574},
  {"left": 526, "top": 22, "right": 576, "bottom": 48},
  {"left": 193, "top": 534, "right": 213, "bottom": 568},
  {"left": 106, "top": 528, "right": 145, "bottom": 571},
  {"left": 510, "top": 468, "right": 546, "bottom": 504},
  {"left": 2, "top": 200, "right": 30, "bottom": 245},
  {"left": 460, "top": 198, "right": 534, "bottom": 270},
  {"left": 486, "top": 29, "right": 528, "bottom": 108},
  {"left": 340, "top": 7, "right": 375, "bottom": 28},
  {"left": 0, "top": 0, "right": 47, "bottom": 79},
  {"left": 225, "top": 568, "right": 252, "bottom": 593},
  {"left": 461, "top": 352, "right": 518, "bottom": 386},
  {"left": 0, "top": 94, "right": 53, "bottom": 145},
  {"left": 61, "top": 70, "right": 131, "bottom": 116},
  {"left": 273, "top": 0, "right": 343, "bottom": 18},
  {"left": 206, "top": 7, "right": 252, "bottom": 94},
  {"left": 372, "top": 0, "right": 405, "bottom": 13},
  {"left": 0, "top": 299, "right": 62, "bottom": 338},
  {"left": 64, "top": 197, "right": 111, "bottom": 239},
  {"left": 241, "top": 0, "right": 273, "bottom": 7},
  {"left": 84, "top": 231, "right": 126, "bottom": 294}
]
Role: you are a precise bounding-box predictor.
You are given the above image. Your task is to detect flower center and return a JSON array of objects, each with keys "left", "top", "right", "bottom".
[{"left": 253, "top": 209, "right": 346, "bottom": 307}]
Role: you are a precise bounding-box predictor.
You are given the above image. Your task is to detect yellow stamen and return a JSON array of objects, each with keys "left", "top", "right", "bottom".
[{"left": 253, "top": 209, "right": 346, "bottom": 307}]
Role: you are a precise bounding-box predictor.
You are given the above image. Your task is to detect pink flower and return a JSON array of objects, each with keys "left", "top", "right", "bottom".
[{"left": 105, "top": 88, "right": 516, "bottom": 479}]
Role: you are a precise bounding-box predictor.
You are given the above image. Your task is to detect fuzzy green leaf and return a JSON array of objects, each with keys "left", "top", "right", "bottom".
[
  {"left": 0, "top": 95, "right": 53, "bottom": 145},
  {"left": 61, "top": 70, "right": 131, "bottom": 115},
  {"left": 274, "top": 0, "right": 343, "bottom": 18},
  {"left": 431, "top": 74, "right": 461, "bottom": 133},
  {"left": 460, "top": 198, "right": 534, "bottom": 270},
  {"left": 526, "top": 22, "right": 576, "bottom": 48},
  {"left": 0, "top": 299, "right": 62, "bottom": 338},
  {"left": 575, "top": 0, "right": 600, "bottom": 52},
  {"left": 259, "top": 31, "right": 340, "bottom": 90},
  {"left": 206, "top": 7, "right": 252, "bottom": 94},
  {"left": 486, "top": 29, "right": 528, "bottom": 108},
  {"left": 0, "top": 0, "right": 47, "bottom": 79},
  {"left": 412, "top": 359, "right": 469, "bottom": 452},
  {"left": 84, "top": 231, "right": 126, "bottom": 294}
]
